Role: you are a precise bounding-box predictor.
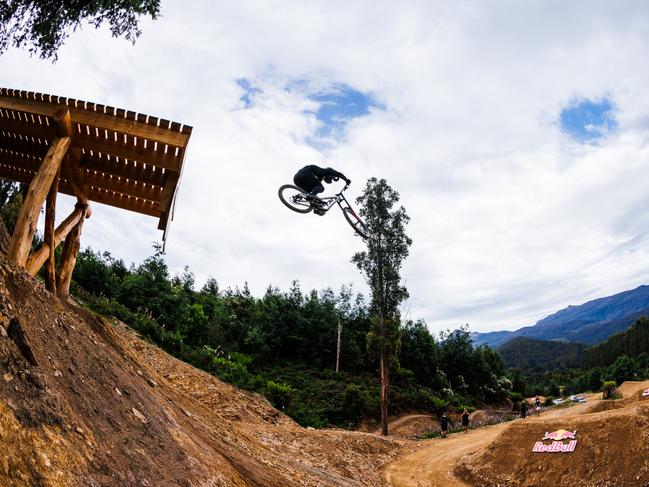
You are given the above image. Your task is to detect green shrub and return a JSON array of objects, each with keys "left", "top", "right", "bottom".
[
  {"left": 265, "top": 380, "right": 294, "bottom": 410},
  {"left": 341, "top": 384, "right": 368, "bottom": 426},
  {"left": 430, "top": 395, "right": 449, "bottom": 413},
  {"left": 508, "top": 391, "right": 523, "bottom": 402},
  {"left": 602, "top": 380, "right": 617, "bottom": 400}
]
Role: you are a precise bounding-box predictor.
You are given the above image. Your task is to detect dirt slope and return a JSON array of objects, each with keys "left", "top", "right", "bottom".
[
  {"left": 370, "top": 414, "right": 438, "bottom": 439},
  {"left": 0, "top": 251, "right": 405, "bottom": 487},
  {"left": 617, "top": 380, "right": 649, "bottom": 398}
]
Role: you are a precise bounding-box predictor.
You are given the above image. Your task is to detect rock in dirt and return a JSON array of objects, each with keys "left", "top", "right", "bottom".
[
  {"left": 132, "top": 407, "right": 148, "bottom": 424},
  {"left": 7, "top": 317, "right": 38, "bottom": 366},
  {"left": 3, "top": 372, "right": 13, "bottom": 382}
]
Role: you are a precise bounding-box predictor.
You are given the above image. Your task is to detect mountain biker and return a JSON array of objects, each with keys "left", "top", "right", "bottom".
[{"left": 293, "top": 165, "right": 351, "bottom": 198}]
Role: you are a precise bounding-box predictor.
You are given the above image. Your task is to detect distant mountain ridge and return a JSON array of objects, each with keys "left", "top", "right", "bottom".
[{"left": 472, "top": 285, "right": 649, "bottom": 348}]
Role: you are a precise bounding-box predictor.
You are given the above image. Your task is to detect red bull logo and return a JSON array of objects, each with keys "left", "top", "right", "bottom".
[
  {"left": 532, "top": 429, "right": 577, "bottom": 453},
  {"left": 542, "top": 429, "right": 577, "bottom": 441}
]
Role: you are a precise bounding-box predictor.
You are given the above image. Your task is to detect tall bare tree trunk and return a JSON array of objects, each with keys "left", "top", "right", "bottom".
[
  {"left": 380, "top": 346, "right": 390, "bottom": 436},
  {"left": 336, "top": 317, "right": 342, "bottom": 373}
]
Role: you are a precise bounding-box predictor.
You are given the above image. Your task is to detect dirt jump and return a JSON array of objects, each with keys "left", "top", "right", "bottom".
[{"left": 383, "top": 380, "right": 649, "bottom": 487}]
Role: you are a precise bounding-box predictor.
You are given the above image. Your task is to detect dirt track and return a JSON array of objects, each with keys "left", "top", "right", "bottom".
[
  {"left": 382, "top": 422, "right": 507, "bottom": 487},
  {"left": 380, "top": 384, "right": 649, "bottom": 487}
]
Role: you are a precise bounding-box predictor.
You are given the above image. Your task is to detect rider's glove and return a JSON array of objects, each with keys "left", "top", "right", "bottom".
[{"left": 345, "top": 178, "right": 351, "bottom": 185}]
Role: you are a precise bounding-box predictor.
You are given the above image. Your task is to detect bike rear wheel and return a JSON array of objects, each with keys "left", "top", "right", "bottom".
[
  {"left": 343, "top": 207, "right": 369, "bottom": 239},
  {"left": 278, "top": 184, "right": 314, "bottom": 213}
]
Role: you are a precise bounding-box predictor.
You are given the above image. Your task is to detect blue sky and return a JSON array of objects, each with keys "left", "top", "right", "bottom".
[
  {"left": 307, "top": 85, "right": 381, "bottom": 140},
  {"left": 560, "top": 98, "right": 617, "bottom": 142},
  {"left": 2, "top": 1, "right": 649, "bottom": 333},
  {"left": 238, "top": 78, "right": 381, "bottom": 144}
]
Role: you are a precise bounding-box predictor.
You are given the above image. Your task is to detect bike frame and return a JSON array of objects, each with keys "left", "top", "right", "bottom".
[{"left": 313, "top": 185, "right": 358, "bottom": 217}]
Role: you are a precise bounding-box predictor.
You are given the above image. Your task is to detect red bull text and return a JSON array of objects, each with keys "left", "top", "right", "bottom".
[
  {"left": 533, "top": 429, "right": 577, "bottom": 453},
  {"left": 532, "top": 440, "right": 577, "bottom": 452}
]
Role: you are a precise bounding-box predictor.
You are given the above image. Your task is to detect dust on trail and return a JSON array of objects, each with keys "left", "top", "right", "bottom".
[
  {"left": 382, "top": 398, "right": 596, "bottom": 487},
  {"left": 382, "top": 422, "right": 506, "bottom": 487}
]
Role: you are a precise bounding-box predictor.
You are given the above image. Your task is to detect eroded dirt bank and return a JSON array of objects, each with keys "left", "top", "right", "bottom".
[{"left": 0, "top": 251, "right": 404, "bottom": 487}]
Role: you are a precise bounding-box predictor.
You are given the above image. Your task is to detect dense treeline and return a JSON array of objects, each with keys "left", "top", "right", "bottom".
[
  {"left": 70, "top": 245, "right": 512, "bottom": 427},
  {"left": 497, "top": 337, "right": 585, "bottom": 372},
  {"left": 582, "top": 317, "right": 649, "bottom": 369}
]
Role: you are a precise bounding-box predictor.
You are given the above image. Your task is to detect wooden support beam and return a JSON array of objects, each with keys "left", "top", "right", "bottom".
[
  {"left": 62, "top": 148, "right": 90, "bottom": 209},
  {"left": 7, "top": 136, "right": 71, "bottom": 266},
  {"left": 44, "top": 169, "right": 59, "bottom": 292},
  {"left": 56, "top": 208, "right": 85, "bottom": 300},
  {"left": 25, "top": 206, "right": 85, "bottom": 276},
  {"left": 54, "top": 108, "right": 72, "bottom": 137}
]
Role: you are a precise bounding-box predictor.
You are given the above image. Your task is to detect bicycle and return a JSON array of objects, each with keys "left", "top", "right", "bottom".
[{"left": 278, "top": 181, "right": 369, "bottom": 239}]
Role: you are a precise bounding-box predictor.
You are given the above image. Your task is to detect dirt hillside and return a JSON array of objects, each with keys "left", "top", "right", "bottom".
[{"left": 0, "top": 247, "right": 405, "bottom": 487}]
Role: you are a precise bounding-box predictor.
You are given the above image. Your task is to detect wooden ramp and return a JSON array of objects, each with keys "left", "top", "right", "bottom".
[{"left": 0, "top": 88, "right": 193, "bottom": 298}]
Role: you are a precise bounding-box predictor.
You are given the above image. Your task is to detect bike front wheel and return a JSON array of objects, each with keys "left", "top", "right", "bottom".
[
  {"left": 278, "top": 184, "right": 313, "bottom": 214},
  {"left": 343, "top": 207, "right": 370, "bottom": 239}
]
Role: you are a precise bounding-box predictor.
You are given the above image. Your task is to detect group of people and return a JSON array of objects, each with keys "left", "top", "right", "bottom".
[
  {"left": 438, "top": 396, "right": 543, "bottom": 437},
  {"left": 438, "top": 408, "right": 471, "bottom": 438},
  {"left": 520, "top": 396, "right": 542, "bottom": 419}
]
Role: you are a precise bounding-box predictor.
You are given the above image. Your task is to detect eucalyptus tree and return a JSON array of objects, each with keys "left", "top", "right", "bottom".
[
  {"left": 0, "top": 0, "right": 160, "bottom": 59},
  {"left": 352, "top": 177, "right": 411, "bottom": 436}
]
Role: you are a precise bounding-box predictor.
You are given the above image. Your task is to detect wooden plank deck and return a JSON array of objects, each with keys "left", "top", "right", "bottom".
[{"left": 0, "top": 88, "right": 192, "bottom": 230}]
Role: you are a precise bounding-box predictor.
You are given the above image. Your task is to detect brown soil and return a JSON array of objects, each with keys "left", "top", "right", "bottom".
[
  {"left": 617, "top": 380, "right": 649, "bottom": 398},
  {"left": 455, "top": 388, "right": 649, "bottom": 486},
  {"left": 382, "top": 389, "right": 649, "bottom": 487},
  {"left": 0, "top": 250, "right": 405, "bottom": 487},
  {"left": 370, "top": 414, "right": 439, "bottom": 439}
]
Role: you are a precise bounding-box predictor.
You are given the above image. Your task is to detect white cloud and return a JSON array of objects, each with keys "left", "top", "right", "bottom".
[{"left": 2, "top": 1, "right": 649, "bottom": 334}]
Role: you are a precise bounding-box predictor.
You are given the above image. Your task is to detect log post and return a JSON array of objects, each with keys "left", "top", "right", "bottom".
[
  {"left": 7, "top": 136, "right": 71, "bottom": 266},
  {"left": 56, "top": 203, "right": 86, "bottom": 300},
  {"left": 8, "top": 108, "right": 72, "bottom": 267},
  {"left": 44, "top": 169, "right": 59, "bottom": 293},
  {"left": 25, "top": 206, "right": 86, "bottom": 276},
  {"left": 63, "top": 148, "right": 90, "bottom": 210}
]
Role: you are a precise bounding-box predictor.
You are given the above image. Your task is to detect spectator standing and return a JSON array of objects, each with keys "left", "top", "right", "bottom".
[
  {"left": 440, "top": 413, "right": 449, "bottom": 438},
  {"left": 461, "top": 409, "right": 470, "bottom": 434},
  {"left": 521, "top": 400, "right": 527, "bottom": 419}
]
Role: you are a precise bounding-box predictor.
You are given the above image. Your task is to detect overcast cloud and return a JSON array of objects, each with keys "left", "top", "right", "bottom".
[{"left": 2, "top": 0, "right": 649, "bottom": 333}]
